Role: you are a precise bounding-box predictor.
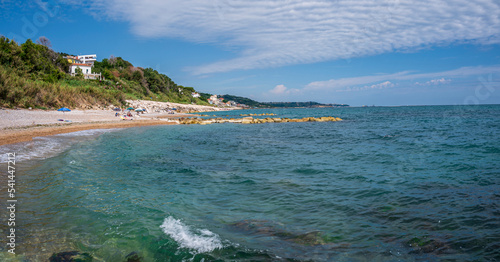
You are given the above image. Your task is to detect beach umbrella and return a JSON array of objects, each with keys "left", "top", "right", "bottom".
[
  {"left": 135, "top": 108, "right": 143, "bottom": 112},
  {"left": 127, "top": 107, "right": 134, "bottom": 110},
  {"left": 57, "top": 107, "right": 71, "bottom": 114},
  {"left": 113, "top": 107, "right": 121, "bottom": 112}
]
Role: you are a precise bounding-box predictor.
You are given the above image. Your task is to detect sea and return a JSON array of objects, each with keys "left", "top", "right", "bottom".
[{"left": 0, "top": 105, "right": 499, "bottom": 261}]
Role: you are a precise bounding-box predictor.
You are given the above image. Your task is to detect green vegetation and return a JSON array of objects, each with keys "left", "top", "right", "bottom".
[
  {"left": 90, "top": 56, "right": 208, "bottom": 105},
  {"left": 0, "top": 36, "right": 208, "bottom": 109},
  {"left": 0, "top": 36, "right": 345, "bottom": 109},
  {"left": 220, "top": 94, "right": 270, "bottom": 108},
  {"left": 199, "top": 92, "right": 212, "bottom": 101}
]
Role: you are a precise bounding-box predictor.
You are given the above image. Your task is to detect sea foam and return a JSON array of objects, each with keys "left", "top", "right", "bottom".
[
  {"left": 160, "top": 216, "right": 223, "bottom": 253},
  {"left": 0, "top": 129, "right": 116, "bottom": 164}
]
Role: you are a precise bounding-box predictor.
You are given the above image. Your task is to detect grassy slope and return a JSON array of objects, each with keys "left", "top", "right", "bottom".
[
  {"left": 0, "top": 65, "right": 126, "bottom": 109},
  {"left": 0, "top": 36, "right": 209, "bottom": 109}
]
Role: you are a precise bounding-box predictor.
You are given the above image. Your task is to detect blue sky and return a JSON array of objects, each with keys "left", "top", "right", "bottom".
[{"left": 1, "top": 0, "right": 499, "bottom": 106}]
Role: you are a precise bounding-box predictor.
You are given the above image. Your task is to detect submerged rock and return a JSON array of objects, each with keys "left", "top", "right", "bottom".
[
  {"left": 49, "top": 251, "right": 92, "bottom": 262},
  {"left": 287, "top": 231, "right": 327, "bottom": 245},
  {"left": 407, "top": 237, "right": 450, "bottom": 254},
  {"left": 229, "top": 219, "right": 346, "bottom": 247},
  {"left": 125, "top": 251, "right": 143, "bottom": 262}
]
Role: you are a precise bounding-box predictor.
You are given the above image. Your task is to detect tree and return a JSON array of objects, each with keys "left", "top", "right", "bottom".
[
  {"left": 75, "top": 67, "right": 84, "bottom": 79},
  {"left": 36, "top": 36, "right": 52, "bottom": 48},
  {"left": 109, "top": 55, "right": 116, "bottom": 66}
]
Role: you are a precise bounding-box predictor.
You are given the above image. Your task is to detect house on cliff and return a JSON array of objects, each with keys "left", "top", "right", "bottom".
[{"left": 64, "top": 54, "right": 102, "bottom": 80}]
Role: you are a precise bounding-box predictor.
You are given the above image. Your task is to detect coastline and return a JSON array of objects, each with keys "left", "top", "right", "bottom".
[
  {"left": 0, "top": 101, "right": 234, "bottom": 146},
  {"left": 0, "top": 120, "right": 176, "bottom": 146},
  {"left": 0, "top": 105, "right": 498, "bottom": 261}
]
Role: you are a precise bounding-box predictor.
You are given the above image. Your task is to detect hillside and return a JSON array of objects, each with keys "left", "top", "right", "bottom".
[
  {"left": 0, "top": 36, "right": 345, "bottom": 110},
  {"left": 220, "top": 94, "right": 270, "bottom": 108},
  {"left": 0, "top": 36, "right": 208, "bottom": 109}
]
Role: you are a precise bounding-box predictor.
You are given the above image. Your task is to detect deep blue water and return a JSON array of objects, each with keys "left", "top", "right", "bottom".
[{"left": 0, "top": 105, "right": 499, "bottom": 261}]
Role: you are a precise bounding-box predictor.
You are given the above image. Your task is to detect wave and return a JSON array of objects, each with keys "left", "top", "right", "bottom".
[
  {"left": 160, "top": 216, "right": 223, "bottom": 253},
  {"left": 0, "top": 129, "right": 116, "bottom": 164}
]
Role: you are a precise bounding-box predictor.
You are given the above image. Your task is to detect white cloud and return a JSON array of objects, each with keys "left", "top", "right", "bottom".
[
  {"left": 365, "top": 81, "right": 395, "bottom": 90},
  {"left": 84, "top": 0, "right": 500, "bottom": 74},
  {"left": 340, "top": 81, "right": 395, "bottom": 92},
  {"left": 270, "top": 84, "right": 287, "bottom": 95},
  {"left": 269, "top": 84, "right": 300, "bottom": 95},
  {"left": 306, "top": 65, "right": 500, "bottom": 90},
  {"left": 416, "top": 78, "right": 451, "bottom": 86},
  {"left": 372, "top": 81, "right": 395, "bottom": 89},
  {"left": 428, "top": 78, "right": 451, "bottom": 85}
]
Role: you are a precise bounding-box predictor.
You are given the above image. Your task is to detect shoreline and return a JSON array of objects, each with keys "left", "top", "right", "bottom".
[
  {"left": 0, "top": 119, "right": 177, "bottom": 146},
  {"left": 1, "top": 99, "right": 242, "bottom": 146}
]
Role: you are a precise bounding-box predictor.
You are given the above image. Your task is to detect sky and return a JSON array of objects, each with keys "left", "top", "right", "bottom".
[{"left": 1, "top": 0, "right": 499, "bottom": 106}]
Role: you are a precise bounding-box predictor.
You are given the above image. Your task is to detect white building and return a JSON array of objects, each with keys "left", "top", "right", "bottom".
[
  {"left": 70, "top": 63, "right": 92, "bottom": 75},
  {"left": 77, "top": 54, "right": 97, "bottom": 65},
  {"left": 64, "top": 54, "right": 102, "bottom": 80}
]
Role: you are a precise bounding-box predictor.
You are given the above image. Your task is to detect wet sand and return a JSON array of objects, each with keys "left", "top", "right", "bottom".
[
  {"left": 0, "top": 108, "right": 194, "bottom": 146},
  {"left": 0, "top": 99, "right": 242, "bottom": 146}
]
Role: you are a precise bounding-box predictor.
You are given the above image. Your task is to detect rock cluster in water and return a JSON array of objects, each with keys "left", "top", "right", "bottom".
[
  {"left": 229, "top": 219, "right": 350, "bottom": 248},
  {"left": 407, "top": 237, "right": 450, "bottom": 254},
  {"left": 49, "top": 250, "right": 144, "bottom": 262},
  {"left": 178, "top": 116, "right": 342, "bottom": 125},
  {"left": 49, "top": 251, "right": 92, "bottom": 262}
]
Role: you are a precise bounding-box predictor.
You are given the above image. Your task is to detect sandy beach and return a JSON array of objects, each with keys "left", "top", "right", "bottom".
[{"left": 0, "top": 100, "right": 233, "bottom": 146}]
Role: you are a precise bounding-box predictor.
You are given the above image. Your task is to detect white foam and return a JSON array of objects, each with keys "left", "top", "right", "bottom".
[
  {"left": 0, "top": 129, "right": 117, "bottom": 164},
  {"left": 51, "top": 128, "right": 118, "bottom": 137},
  {"left": 160, "top": 216, "right": 223, "bottom": 253}
]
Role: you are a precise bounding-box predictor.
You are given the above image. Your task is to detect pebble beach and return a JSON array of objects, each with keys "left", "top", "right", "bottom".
[{"left": 0, "top": 100, "right": 233, "bottom": 146}]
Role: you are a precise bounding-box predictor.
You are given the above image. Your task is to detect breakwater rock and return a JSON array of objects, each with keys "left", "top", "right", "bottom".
[{"left": 178, "top": 116, "right": 342, "bottom": 125}]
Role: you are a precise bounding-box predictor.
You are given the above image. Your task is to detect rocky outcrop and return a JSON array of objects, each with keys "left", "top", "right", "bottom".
[{"left": 177, "top": 116, "right": 342, "bottom": 125}]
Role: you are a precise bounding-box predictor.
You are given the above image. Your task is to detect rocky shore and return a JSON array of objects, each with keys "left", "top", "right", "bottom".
[
  {"left": 0, "top": 99, "right": 235, "bottom": 146},
  {"left": 177, "top": 116, "right": 342, "bottom": 125},
  {"left": 0, "top": 99, "right": 342, "bottom": 146},
  {"left": 125, "top": 100, "right": 239, "bottom": 113}
]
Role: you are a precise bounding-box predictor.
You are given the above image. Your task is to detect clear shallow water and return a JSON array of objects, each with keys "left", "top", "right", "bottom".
[{"left": 0, "top": 105, "right": 499, "bottom": 261}]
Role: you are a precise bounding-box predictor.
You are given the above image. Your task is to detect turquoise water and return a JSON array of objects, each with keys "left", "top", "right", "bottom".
[{"left": 1, "top": 105, "right": 499, "bottom": 261}]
